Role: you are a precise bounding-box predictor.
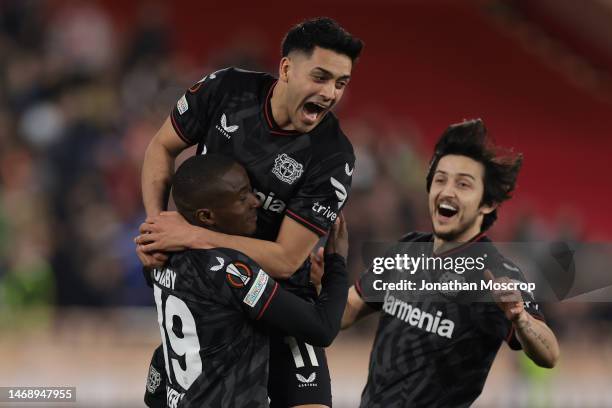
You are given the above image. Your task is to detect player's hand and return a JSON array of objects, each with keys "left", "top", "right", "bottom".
[
  {"left": 309, "top": 247, "right": 324, "bottom": 286},
  {"left": 134, "top": 211, "right": 200, "bottom": 252},
  {"left": 484, "top": 270, "right": 527, "bottom": 324},
  {"left": 324, "top": 213, "right": 348, "bottom": 259},
  {"left": 136, "top": 244, "right": 168, "bottom": 269}
]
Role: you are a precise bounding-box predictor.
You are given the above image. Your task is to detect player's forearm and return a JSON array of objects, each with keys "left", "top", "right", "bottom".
[
  {"left": 514, "top": 313, "right": 560, "bottom": 368},
  {"left": 262, "top": 254, "right": 348, "bottom": 347},
  {"left": 190, "top": 229, "right": 303, "bottom": 279},
  {"left": 341, "top": 286, "right": 375, "bottom": 329},
  {"left": 142, "top": 139, "right": 176, "bottom": 216}
]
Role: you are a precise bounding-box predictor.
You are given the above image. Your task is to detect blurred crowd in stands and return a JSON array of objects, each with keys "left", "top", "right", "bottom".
[{"left": 0, "top": 1, "right": 608, "bottom": 337}]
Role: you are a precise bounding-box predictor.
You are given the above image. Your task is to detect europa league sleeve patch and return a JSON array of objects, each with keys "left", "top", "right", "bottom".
[{"left": 226, "top": 262, "right": 253, "bottom": 288}]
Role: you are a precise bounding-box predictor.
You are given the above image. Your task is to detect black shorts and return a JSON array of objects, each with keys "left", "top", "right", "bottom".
[{"left": 268, "top": 335, "right": 332, "bottom": 407}]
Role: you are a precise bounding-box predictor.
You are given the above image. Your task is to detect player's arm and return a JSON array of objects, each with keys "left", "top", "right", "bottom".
[
  {"left": 260, "top": 252, "right": 347, "bottom": 347},
  {"left": 137, "top": 70, "right": 228, "bottom": 268},
  {"left": 189, "top": 216, "right": 318, "bottom": 279},
  {"left": 137, "top": 213, "right": 317, "bottom": 279},
  {"left": 513, "top": 311, "right": 560, "bottom": 368},
  {"left": 137, "top": 117, "right": 189, "bottom": 268},
  {"left": 485, "top": 270, "right": 559, "bottom": 368},
  {"left": 257, "top": 215, "right": 349, "bottom": 346},
  {"left": 142, "top": 116, "right": 189, "bottom": 217},
  {"left": 341, "top": 286, "right": 377, "bottom": 329}
]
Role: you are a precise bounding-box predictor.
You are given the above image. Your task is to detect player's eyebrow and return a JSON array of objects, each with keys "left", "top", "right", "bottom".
[
  {"left": 457, "top": 173, "right": 476, "bottom": 181},
  {"left": 312, "top": 67, "right": 351, "bottom": 81}
]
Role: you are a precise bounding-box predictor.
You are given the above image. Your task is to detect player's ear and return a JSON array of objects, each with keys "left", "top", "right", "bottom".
[
  {"left": 195, "top": 208, "right": 215, "bottom": 227},
  {"left": 479, "top": 202, "right": 498, "bottom": 215},
  {"left": 279, "top": 56, "right": 291, "bottom": 82}
]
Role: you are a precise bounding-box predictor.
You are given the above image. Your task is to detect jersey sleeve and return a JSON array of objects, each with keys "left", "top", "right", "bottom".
[
  {"left": 223, "top": 257, "right": 280, "bottom": 320},
  {"left": 257, "top": 253, "right": 348, "bottom": 347},
  {"left": 169, "top": 68, "right": 231, "bottom": 146},
  {"left": 286, "top": 151, "right": 355, "bottom": 236},
  {"left": 190, "top": 249, "right": 279, "bottom": 320}
]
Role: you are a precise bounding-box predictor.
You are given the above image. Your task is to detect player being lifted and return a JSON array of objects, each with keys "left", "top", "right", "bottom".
[
  {"left": 135, "top": 17, "right": 363, "bottom": 407},
  {"left": 341, "top": 120, "right": 559, "bottom": 407},
  {"left": 146, "top": 154, "right": 349, "bottom": 407}
]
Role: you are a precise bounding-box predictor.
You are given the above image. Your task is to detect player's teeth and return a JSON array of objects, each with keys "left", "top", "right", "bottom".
[{"left": 440, "top": 203, "right": 457, "bottom": 211}]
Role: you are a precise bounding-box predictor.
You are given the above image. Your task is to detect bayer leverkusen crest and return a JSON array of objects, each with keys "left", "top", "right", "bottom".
[{"left": 272, "top": 154, "right": 304, "bottom": 185}]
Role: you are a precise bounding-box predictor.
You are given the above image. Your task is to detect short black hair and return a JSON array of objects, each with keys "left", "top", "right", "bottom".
[
  {"left": 281, "top": 17, "right": 364, "bottom": 63},
  {"left": 426, "top": 119, "right": 523, "bottom": 232},
  {"left": 172, "top": 154, "right": 237, "bottom": 224}
]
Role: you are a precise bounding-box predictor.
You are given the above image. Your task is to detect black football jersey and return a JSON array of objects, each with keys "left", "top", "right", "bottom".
[
  {"left": 151, "top": 248, "right": 278, "bottom": 408},
  {"left": 355, "top": 233, "right": 544, "bottom": 408},
  {"left": 171, "top": 67, "right": 355, "bottom": 295}
]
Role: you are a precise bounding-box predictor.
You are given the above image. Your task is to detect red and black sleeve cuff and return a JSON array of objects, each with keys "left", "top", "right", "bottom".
[
  {"left": 170, "top": 111, "right": 197, "bottom": 146},
  {"left": 285, "top": 209, "right": 328, "bottom": 237},
  {"left": 255, "top": 282, "right": 279, "bottom": 320}
]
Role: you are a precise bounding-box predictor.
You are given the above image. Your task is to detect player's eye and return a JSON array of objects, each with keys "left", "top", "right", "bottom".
[
  {"left": 312, "top": 75, "right": 326, "bottom": 82},
  {"left": 335, "top": 81, "right": 347, "bottom": 90}
]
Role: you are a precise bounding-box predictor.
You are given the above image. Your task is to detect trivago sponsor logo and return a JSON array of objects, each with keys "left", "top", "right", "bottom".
[{"left": 312, "top": 202, "right": 337, "bottom": 222}]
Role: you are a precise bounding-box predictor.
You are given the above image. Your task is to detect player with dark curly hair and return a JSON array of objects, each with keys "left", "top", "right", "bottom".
[{"left": 342, "top": 119, "right": 559, "bottom": 408}]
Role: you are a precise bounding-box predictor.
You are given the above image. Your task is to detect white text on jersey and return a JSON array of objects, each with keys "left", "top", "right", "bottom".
[
  {"left": 383, "top": 292, "right": 455, "bottom": 339},
  {"left": 153, "top": 268, "right": 177, "bottom": 290},
  {"left": 253, "top": 188, "right": 286, "bottom": 213},
  {"left": 312, "top": 202, "right": 337, "bottom": 222}
]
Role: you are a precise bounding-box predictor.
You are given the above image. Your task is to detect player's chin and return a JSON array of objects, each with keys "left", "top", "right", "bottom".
[{"left": 432, "top": 222, "right": 458, "bottom": 240}]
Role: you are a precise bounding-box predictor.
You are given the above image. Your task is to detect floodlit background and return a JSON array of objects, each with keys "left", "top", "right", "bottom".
[{"left": 1, "top": 0, "right": 612, "bottom": 406}]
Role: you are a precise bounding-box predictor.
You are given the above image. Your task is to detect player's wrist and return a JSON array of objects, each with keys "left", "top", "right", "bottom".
[
  {"left": 323, "top": 253, "right": 347, "bottom": 275},
  {"left": 513, "top": 310, "right": 530, "bottom": 329},
  {"left": 188, "top": 225, "right": 208, "bottom": 249}
]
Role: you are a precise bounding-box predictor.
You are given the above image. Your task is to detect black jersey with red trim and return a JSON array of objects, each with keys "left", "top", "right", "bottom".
[
  {"left": 170, "top": 67, "right": 355, "bottom": 294},
  {"left": 355, "top": 232, "right": 544, "bottom": 408},
  {"left": 151, "top": 247, "right": 278, "bottom": 408}
]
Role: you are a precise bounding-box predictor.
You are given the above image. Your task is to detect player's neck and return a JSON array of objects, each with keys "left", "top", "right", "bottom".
[
  {"left": 433, "top": 224, "right": 483, "bottom": 254},
  {"left": 270, "top": 82, "right": 295, "bottom": 130}
]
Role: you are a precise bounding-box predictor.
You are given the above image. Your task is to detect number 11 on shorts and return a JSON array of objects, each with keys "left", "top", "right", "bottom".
[{"left": 284, "top": 336, "right": 319, "bottom": 368}]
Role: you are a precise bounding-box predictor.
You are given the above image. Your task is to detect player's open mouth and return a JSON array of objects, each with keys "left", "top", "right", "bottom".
[
  {"left": 302, "top": 102, "right": 328, "bottom": 123},
  {"left": 437, "top": 202, "right": 459, "bottom": 219}
]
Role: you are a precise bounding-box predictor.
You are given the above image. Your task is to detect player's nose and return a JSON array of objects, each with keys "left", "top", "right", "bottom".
[
  {"left": 248, "top": 192, "right": 261, "bottom": 208},
  {"left": 439, "top": 182, "right": 457, "bottom": 198},
  {"left": 319, "top": 81, "right": 336, "bottom": 102}
]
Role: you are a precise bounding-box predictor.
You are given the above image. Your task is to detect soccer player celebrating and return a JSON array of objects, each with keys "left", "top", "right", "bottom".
[
  {"left": 136, "top": 18, "right": 363, "bottom": 408},
  {"left": 342, "top": 120, "right": 559, "bottom": 407},
  {"left": 146, "top": 154, "right": 349, "bottom": 407}
]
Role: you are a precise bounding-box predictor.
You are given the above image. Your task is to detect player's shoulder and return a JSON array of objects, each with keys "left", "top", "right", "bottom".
[
  {"left": 310, "top": 113, "right": 354, "bottom": 159},
  {"left": 484, "top": 245, "right": 525, "bottom": 280},
  {"left": 178, "top": 247, "right": 258, "bottom": 270},
  {"left": 398, "top": 231, "right": 433, "bottom": 243},
  {"left": 206, "top": 66, "right": 275, "bottom": 94}
]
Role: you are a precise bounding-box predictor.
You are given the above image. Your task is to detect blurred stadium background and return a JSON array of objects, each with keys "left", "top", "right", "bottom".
[{"left": 1, "top": 0, "right": 612, "bottom": 406}]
